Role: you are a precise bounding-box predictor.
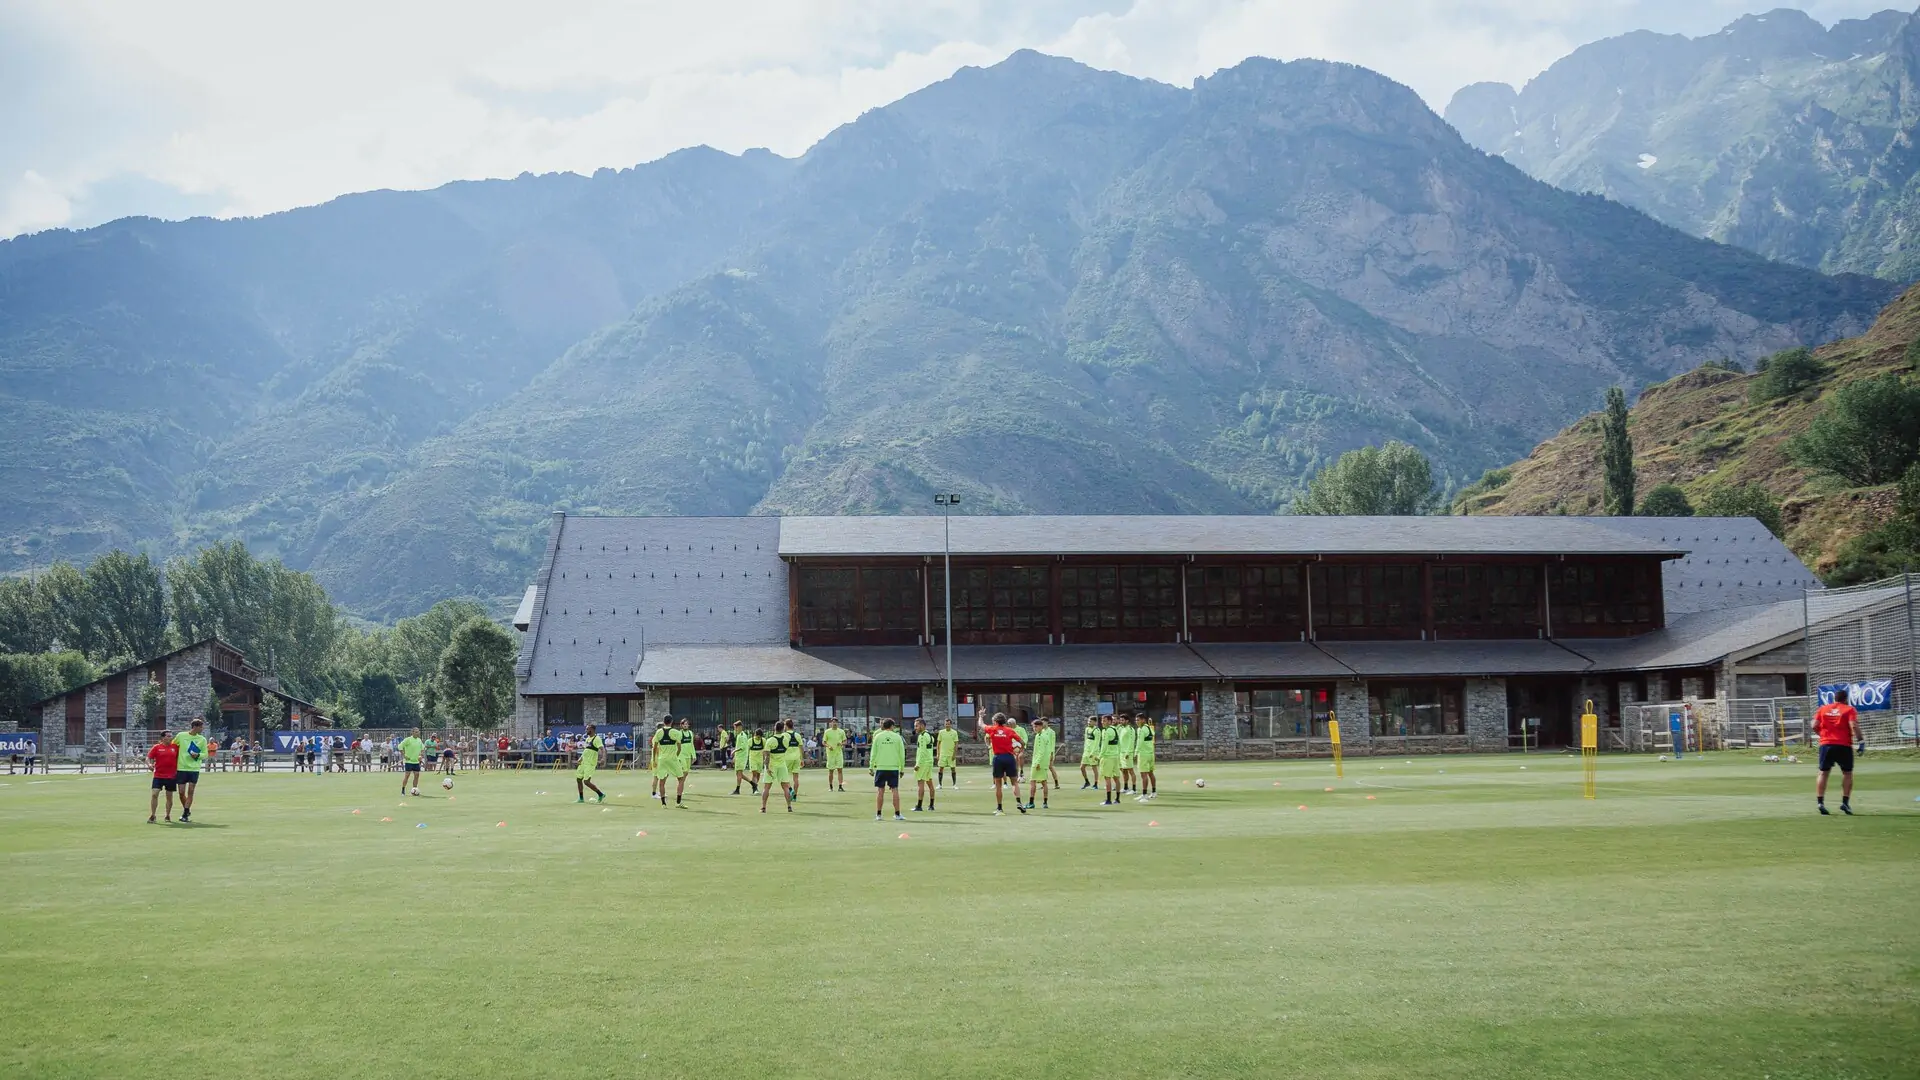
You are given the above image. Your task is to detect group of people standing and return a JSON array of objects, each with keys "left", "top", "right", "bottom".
[{"left": 1080, "top": 712, "right": 1160, "bottom": 805}]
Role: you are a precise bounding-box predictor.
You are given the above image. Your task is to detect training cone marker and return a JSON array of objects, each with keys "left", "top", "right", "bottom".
[
  {"left": 1365, "top": 795, "right": 1376, "bottom": 800},
  {"left": 380, "top": 817, "right": 392, "bottom": 822},
  {"left": 415, "top": 823, "right": 427, "bottom": 828},
  {"left": 1297, "top": 804, "right": 1308, "bottom": 810},
  {"left": 1324, "top": 786, "right": 1334, "bottom": 792},
  {"left": 447, "top": 795, "right": 455, "bottom": 801},
  {"left": 351, "top": 809, "right": 361, "bottom": 814},
  {"left": 1147, "top": 820, "right": 1159, "bottom": 827},
  {"left": 496, "top": 821, "right": 506, "bottom": 827},
  {"left": 898, "top": 832, "right": 910, "bottom": 839}
]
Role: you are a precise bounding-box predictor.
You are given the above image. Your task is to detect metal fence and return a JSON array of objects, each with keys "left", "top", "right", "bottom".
[
  {"left": 1617, "top": 697, "right": 1818, "bottom": 753},
  {"left": 1806, "top": 573, "right": 1920, "bottom": 749}
]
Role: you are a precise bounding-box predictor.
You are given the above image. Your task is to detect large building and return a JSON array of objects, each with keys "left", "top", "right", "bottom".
[{"left": 513, "top": 512, "right": 1839, "bottom": 756}]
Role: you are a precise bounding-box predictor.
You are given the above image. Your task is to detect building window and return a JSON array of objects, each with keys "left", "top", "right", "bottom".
[
  {"left": 669, "top": 692, "right": 779, "bottom": 732},
  {"left": 1432, "top": 564, "right": 1542, "bottom": 633},
  {"left": 957, "top": 690, "right": 1058, "bottom": 725},
  {"left": 935, "top": 566, "right": 1051, "bottom": 633},
  {"left": 605, "top": 696, "right": 638, "bottom": 726},
  {"left": 1368, "top": 682, "right": 1465, "bottom": 737},
  {"left": 1236, "top": 686, "right": 1335, "bottom": 738},
  {"left": 1186, "top": 564, "right": 1307, "bottom": 635},
  {"left": 826, "top": 693, "right": 918, "bottom": 736},
  {"left": 543, "top": 697, "right": 584, "bottom": 728},
  {"left": 1097, "top": 687, "right": 1200, "bottom": 740},
  {"left": 1060, "top": 565, "right": 1181, "bottom": 633},
  {"left": 798, "top": 567, "right": 858, "bottom": 632},
  {"left": 858, "top": 567, "right": 923, "bottom": 632},
  {"left": 1311, "top": 564, "right": 1422, "bottom": 633},
  {"left": 1548, "top": 561, "right": 1659, "bottom": 630}
]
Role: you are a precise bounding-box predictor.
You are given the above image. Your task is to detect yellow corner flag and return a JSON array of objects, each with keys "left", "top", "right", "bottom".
[
  {"left": 1329, "top": 717, "right": 1344, "bottom": 779},
  {"left": 1580, "top": 700, "right": 1598, "bottom": 800}
]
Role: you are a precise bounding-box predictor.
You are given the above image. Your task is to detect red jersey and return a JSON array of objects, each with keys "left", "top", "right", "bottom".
[
  {"left": 983, "top": 725, "right": 1021, "bottom": 755},
  {"left": 149, "top": 742, "right": 180, "bottom": 779},
  {"left": 497, "top": 736, "right": 510, "bottom": 752},
  {"left": 1814, "top": 702, "right": 1858, "bottom": 746}
]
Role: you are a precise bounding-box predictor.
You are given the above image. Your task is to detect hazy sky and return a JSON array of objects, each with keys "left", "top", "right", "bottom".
[{"left": 0, "top": 1, "right": 1900, "bottom": 237}]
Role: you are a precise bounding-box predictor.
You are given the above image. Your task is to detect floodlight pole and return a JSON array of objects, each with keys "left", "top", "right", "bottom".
[{"left": 936, "top": 494, "right": 960, "bottom": 727}]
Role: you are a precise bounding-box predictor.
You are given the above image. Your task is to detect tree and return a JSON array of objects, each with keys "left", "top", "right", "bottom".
[
  {"left": 259, "top": 691, "right": 288, "bottom": 732},
  {"left": 1600, "top": 386, "right": 1635, "bottom": 516},
  {"left": 387, "top": 599, "right": 490, "bottom": 721},
  {"left": 0, "top": 651, "right": 95, "bottom": 731},
  {"left": 81, "top": 551, "right": 169, "bottom": 662},
  {"left": 203, "top": 689, "right": 224, "bottom": 728},
  {"left": 1748, "top": 346, "right": 1827, "bottom": 402},
  {"left": 168, "top": 541, "right": 341, "bottom": 699},
  {"left": 137, "top": 681, "right": 167, "bottom": 727},
  {"left": 1637, "top": 484, "right": 1693, "bottom": 517},
  {"left": 0, "top": 576, "right": 53, "bottom": 654},
  {"left": 1825, "top": 463, "right": 1920, "bottom": 585},
  {"left": 349, "top": 671, "right": 418, "bottom": 728},
  {"left": 433, "top": 618, "right": 517, "bottom": 730},
  {"left": 1906, "top": 335, "right": 1920, "bottom": 373},
  {"left": 1786, "top": 374, "right": 1920, "bottom": 486},
  {"left": 1292, "top": 441, "right": 1439, "bottom": 515},
  {"left": 1696, "top": 484, "right": 1786, "bottom": 539}
]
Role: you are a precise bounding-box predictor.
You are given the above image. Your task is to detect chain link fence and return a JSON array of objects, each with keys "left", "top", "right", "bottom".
[{"left": 1806, "top": 574, "right": 1920, "bottom": 750}]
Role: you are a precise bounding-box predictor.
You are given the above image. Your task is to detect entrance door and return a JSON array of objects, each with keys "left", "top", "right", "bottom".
[{"left": 1507, "top": 678, "right": 1574, "bottom": 748}]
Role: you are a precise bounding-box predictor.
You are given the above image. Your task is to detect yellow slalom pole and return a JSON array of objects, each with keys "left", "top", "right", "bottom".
[
  {"left": 1329, "top": 717, "right": 1344, "bottom": 779},
  {"left": 1580, "top": 699, "right": 1598, "bottom": 800}
]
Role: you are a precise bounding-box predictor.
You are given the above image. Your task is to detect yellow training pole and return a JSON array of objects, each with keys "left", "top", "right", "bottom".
[
  {"left": 1580, "top": 699, "right": 1598, "bottom": 800},
  {"left": 1329, "top": 717, "right": 1344, "bottom": 778}
]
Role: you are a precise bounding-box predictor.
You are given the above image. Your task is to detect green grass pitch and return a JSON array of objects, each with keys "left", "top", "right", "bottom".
[{"left": 3, "top": 753, "right": 1917, "bottom": 1079}]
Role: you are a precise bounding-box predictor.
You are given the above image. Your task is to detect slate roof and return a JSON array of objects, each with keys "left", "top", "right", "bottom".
[
  {"left": 1316, "top": 639, "right": 1593, "bottom": 677},
  {"left": 1586, "top": 516, "right": 1821, "bottom": 615},
  {"left": 517, "top": 516, "right": 787, "bottom": 695},
  {"left": 777, "top": 515, "right": 1685, "bottom": 558}
]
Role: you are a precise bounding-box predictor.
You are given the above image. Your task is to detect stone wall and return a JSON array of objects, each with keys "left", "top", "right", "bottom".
[
  {"left": 918, "top": 685, "right": 950, "bottom": 730},
  {"left": 1335, "top": 680, "right": 1371, "bottom": 753},
  {"left": 165, "top": 644, "right": 214, "bottom": 733},
  {"left": 1200, "top": 680, "right": 1237, "bottom": 759},
  {"left": 1061, "top": 682, "right": 1098, "bottom": 746},
  {"left": 127, "top": 670, "right": 152, "bottom": 729},
  {"left": 40, "top": 700, "right": 63, "bottom": 754},
  {"left": 778, "top": 687, "right": 813, "bottom": 730},
  {"left": 513, "top": 694, "right": 540, "bottom": 738},
  {"left": 1464, "top": 677, "right": 1507, "bottom": 751},
  {"left": 83, "top": 683, "right": 107, "bottom": 752},
  {"left": 583, "top": 696, "right": 607, "bottom": 726}
]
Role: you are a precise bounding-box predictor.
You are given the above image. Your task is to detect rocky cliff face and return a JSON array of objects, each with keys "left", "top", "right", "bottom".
[{"left": 1447, "top": 7, "right": 1920, "bottom": 280}]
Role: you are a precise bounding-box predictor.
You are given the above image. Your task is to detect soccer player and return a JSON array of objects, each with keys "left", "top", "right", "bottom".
[
  {"left": 1133, "top": 713, "right": 1158, "bottom": 801},
  {"left": 870, "top": 718, "right": 907, "bottom": 821},
  {"left": 1079, "top": 715, "right": 1100, "bottom": 788},
  {"left": 651, "top": 719, "right": 672, "bottom": 803},
  {"left": 398, "top": 727, "right": 426, "bottom": 796},
  {"left": 1813, "top": 696, "right": 1863, "bottom": 815},
  {"left": 1025, "top": 718, "right": 1056, "bottom": 810},
  {"left": 979, "top": 712, "right": 1026, "bottom": 815},
  {"left": 732, "top": 722, "right": 758, "bottom": 794},
  {"left": 820, "top": 718, "right": 847, "bottom": 792},
  {"left": 172, "top": 719, "right": 211, "bottom": 821},
  {"left": 1013, "top": 716, "right": 1031, "bottom": 783},
  {"left": 1045, "top": 719, "right": 1063, "bottom": 789},
  {"left": 911, "top": 719, "right": 936, "bottom": 812},
  {"left": 575, "top": 723, "right": 607, "bottom": 804},
  {"left": 759, "top": 724, "right": 795, "bottom": 814},
  {"left": 1117, "top": 710, "right": 1138, "bottom": 794},
  {"left": 147, "top": 728, "right": 178, "bottom": 823},
  {"left": 1097, "top": 715, "right": 1123, "bottom": 806},
  {"left": 713, "top": 723, "right": 730, "bottom": 772},
  {"left": 668, "top": 717, "right": 695, "bottom": 806},
  {"left": 936, "top": 719, "right": 959, "bottom": 788},
  {"left": 784, "top": 719, "right": 805, "bottom": 799}
]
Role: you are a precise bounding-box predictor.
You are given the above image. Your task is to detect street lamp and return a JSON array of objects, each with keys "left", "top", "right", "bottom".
[{"left": 934, "top": 493, "right": 961, "bottom": 728}]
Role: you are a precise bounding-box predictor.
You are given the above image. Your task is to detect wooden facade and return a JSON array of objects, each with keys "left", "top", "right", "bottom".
[{"left": 786, "top": 554, "right": 1668, "bottom": 647}]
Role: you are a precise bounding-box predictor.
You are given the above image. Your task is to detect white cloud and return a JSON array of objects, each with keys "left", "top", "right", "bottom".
[{"left": 0, "top": 0, "right": 1897, "bottom": 237}]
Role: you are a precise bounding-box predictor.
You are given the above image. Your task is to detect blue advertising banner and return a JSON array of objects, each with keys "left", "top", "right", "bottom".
[
  {"left": 272, "top": 730, "right": 361, "bottom": 752},
  {"left": 1816, "top": 679, "right": 1894, "bottom": 711},
  {"left": 544, "top": 725, "right": 633, "bottom": 739},
  {"left": 0, "top": 731, "right": 37, "bottom": 754}
]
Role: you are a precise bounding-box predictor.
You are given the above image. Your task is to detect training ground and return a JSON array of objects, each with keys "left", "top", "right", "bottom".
[{"left": 3, "top": 753, "right": 1916, "bottom": 1079}]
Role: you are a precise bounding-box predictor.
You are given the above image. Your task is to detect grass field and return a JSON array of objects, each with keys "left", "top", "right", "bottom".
[{"left": 3, "top": 752, "right": 1917, "bottom": 1080}]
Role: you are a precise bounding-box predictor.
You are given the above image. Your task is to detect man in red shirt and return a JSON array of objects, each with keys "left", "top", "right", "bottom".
[
  {"left": 978, "top": 713, "right": 1026, "bottom": 816},
  {"left": 1812, "top": 698, "right": 1862, "bottom": 815},
  {"left": 147, "top": 729, "right": 179, "bottom": 824}
]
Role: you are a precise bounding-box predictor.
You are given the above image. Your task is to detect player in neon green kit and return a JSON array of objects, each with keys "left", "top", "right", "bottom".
[
  {"left": 1097, "top": 715, "right": 1123, "bottom": 806},
  {"left": 575, "top": 724, "right": 607, "bottom": 803},
  {"left": 821, "top": 718, "right": 847, "bottom": 792},
  {"left": 1079, "top": 715, "right": 1100, "bottom": 789},
  {"left": 1133, "top": 713, "right": 1157, "bottom": 801},
  {"left": 397, "top": 727, "right": 426, "bottom": 798},
  {"left": 935, "top": 719, "right": 959, "bottom": 788},
  {"left": 172, "top": 719, "right": 211, "bottom": 821},
  {"left": 713, "top": 724, "right": 730, "bottom": 772},
  {"left": 1117, "top": 711, "right": 1139, "bottom": 794},
  {"left": 1024, "top": 717, "right": 1056, "bottom": 810},
  {"left": 783, "top": 719, "right": 804, "bottom": 798},
  {"left": 759, "top": 724, "right": 794, "bottom": 813},
  {"left": 869, "top": 718, "right": 907, "bottom": 821},
  {"left": 669, "top": 717, "right": 695, "bottom": 806},
  {"left": 650, "top": 720, "right": 672, "bottom": 803},
  {"left": 911, "top": 719, "right": 936, "bottom": 812},
  {"left": 731, "top": 721, "right": 757, "bottom": 795}
]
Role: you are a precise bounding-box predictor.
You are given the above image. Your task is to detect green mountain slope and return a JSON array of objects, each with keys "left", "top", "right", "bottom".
[
  {"left": 1446, "top": 7, "right": 1920, "bottom": 280},
  {"left": 0, "top": 51, "right": 1900, "bottom": 618}
]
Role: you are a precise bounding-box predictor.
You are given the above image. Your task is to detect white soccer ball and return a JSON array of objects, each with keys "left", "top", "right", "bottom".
[
  {"left": 1786, "top": 755, "right": 1799, "bottom": 764},
  {"left": 442, "top": 776, "right": 454, "bottom": 790},
  {"left": 1763, "top": 754, "right": 1780, "bottom": 763},
  {"left": 1193, "top": 778, "right": 1206, "bottom": 788},
  {"left": 1658, "top": 754, "right": 1669, "bottom": 762}
]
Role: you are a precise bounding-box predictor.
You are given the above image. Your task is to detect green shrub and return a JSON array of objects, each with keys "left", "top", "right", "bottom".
[
  {"left": 1786, "top": 373, "right": 1920, "bottom": 486},
  {"left": 1748, "top": 347, "right": 1827, "bottom": 403},
  {"left": 1695, "top": 484, "right": 1785, "bottom": 539},
  {"left": 1637, "top": 484, "right": 1694, "bottom": 516}
]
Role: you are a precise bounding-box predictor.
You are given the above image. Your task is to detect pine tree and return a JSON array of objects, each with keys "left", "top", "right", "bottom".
[{"left": 1601, "top": 387, "right": 1635, "bottom": 516}]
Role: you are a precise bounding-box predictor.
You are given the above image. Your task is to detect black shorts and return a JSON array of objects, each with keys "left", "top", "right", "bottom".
[
  {"left": 175, "top": 771, "right": 199, "bottom": 785},
  {"left": 991, "top": 753, "right": 1018, "bottom": 779},
  {"left": 1818, "top": 745, "right": 1855, "bottom": 773},
  {"left": 404, "top": 763, "right": 422, "bottom": 773},
  {"left": 873, "top": 769, "right": 901, "bottom": 789},
  {"left": 151, "top": 776, "right": 177, "bottom": 791}
]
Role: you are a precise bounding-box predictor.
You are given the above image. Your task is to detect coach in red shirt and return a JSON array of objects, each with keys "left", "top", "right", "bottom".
[
  {"left": 1812, "top": 699, "right": 1861, "bottom": 815},
  {"left": 147, "top": 730, "right": 180, "bottom": 824},
  {"left": 979, "top": 713, "right": 1026, "bottom": 815}
]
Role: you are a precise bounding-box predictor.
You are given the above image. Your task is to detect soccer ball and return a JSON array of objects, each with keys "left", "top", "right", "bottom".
[
  {"left": 1657, "top": 754, "right": 1669, "bottom": 762},
  {"left": 1193, "top": 778, "right": 1206, "bottom": 788},
  {"left": 441, "top": 777, "right": 454, "bottom": 790}
]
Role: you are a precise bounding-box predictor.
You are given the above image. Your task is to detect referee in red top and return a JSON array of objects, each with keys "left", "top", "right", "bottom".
[
  {"left": 1812, "top": 697, "right": 1862, "bottom": 815},
  {"left": 979, "top": 712, "right": 1027, "bottom": 816}
]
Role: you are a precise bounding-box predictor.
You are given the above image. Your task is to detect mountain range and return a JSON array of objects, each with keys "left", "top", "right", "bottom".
[
  {"left": 1447, "top": 6, "right": 1920, "bottom": 280},
  {"left": 0, "top": 46, "right": 1901, "bottom": 619}
]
